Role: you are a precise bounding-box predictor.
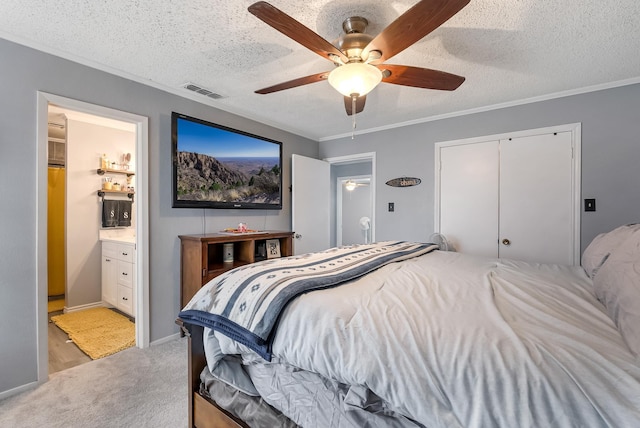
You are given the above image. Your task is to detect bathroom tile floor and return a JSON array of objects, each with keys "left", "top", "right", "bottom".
[{"left": 48, "top": 310, "right": 91, "bottom": 374}]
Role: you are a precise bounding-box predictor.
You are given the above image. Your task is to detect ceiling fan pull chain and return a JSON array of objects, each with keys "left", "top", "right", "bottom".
[{"left": 351, "top": 94, "right": 357, "bottom": 139}]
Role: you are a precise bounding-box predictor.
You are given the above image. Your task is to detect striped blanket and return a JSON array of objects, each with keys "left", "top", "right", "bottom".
[{"left": 179, "top": 241, "right": 437, "bottom": 360}]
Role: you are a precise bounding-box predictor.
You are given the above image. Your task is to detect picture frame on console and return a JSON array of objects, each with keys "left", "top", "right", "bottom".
[{"left": 266, "top": 239, "right": 281, "bottom": 259}]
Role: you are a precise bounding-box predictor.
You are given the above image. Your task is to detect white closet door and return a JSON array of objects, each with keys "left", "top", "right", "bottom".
[
  {"left": 439, "top": 141, "right": 499, "bottom": 257},
  {"left": 437, "top": 126, "right": 579, "bottom": 265},
  {"left": 499, "top": 132, "right": 574, "bottom": 265}
]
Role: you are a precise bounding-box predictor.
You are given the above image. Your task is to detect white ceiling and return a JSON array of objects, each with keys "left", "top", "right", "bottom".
[
  {"left": 3, "top": 1, "right": 639, "bottom": 141},
  {"left": 49, "top": 106, "right": 136, "bottom": 132}
]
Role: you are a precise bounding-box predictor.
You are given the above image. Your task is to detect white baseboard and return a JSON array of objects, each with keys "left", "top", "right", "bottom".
[
  {"left": 0, "top": 379, "right": 41, "bottom": 401},
  {"left": 150, "top": 333, "right": 181, "bottom": 347},
  {"left": 0, "top": 332, "right": 183, "bottom": 399},
  {"left": 63, "top": 301, "right": 109, "bottom": 313}
]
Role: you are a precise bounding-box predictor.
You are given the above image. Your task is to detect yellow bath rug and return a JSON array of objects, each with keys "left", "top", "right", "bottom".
[
  {"left": 48, "top": 298, "right": 65, "bottom": 313},
  {"left": 51, "top": 307, "right": 135, "bottom": 359}
]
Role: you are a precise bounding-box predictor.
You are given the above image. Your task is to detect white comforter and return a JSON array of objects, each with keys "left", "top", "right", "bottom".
[{"left": 207, "top": 250, "right": 640, "bottom": 427}]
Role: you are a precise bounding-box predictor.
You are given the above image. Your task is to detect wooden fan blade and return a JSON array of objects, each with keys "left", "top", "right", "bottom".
[
  {"left": 381, "top": 64, "right": 465, "bottom": 90},
  {"left": 248, "top": 2, "right": 348, "bottom": 64},
  {"left": 255, "top": 71, "right": 330, "bottom": 94},
  {"left": 344, "top": 95, "right": 366, "bottom": 116},
  {"left": 364, "top": 0, "right": 470, "bottom": 64}
]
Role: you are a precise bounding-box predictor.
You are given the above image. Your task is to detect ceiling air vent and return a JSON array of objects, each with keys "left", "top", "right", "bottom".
[{"left": 181, "top": 82, "right": 226, "bottom": 100}]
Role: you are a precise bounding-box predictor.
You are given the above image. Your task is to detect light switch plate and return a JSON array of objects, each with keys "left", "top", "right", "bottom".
[{"left": 584, "top": 198, "right": 596, "bottom": 212}]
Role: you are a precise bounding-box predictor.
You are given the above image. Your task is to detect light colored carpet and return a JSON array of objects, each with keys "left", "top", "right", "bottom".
[
  {"left": 48, "top": 299, "right": 65, "bottom": 313},
  {"left": 51, "top": 307, "right": 135, "bottom": 359},
  {"left": 0, "top": 337, "right": 188, "bottom": 428}
]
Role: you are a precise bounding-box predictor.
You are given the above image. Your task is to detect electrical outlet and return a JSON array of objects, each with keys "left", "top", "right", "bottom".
[{"left": 388, "top": 202, "right": 395, "bottom": 212}]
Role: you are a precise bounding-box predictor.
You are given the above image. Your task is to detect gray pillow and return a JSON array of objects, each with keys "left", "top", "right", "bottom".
[
  {"left": 593, "top": 228, "right": 640, "bottom": 357},
  {"left": 582, "top": 224, "right": 640, "bottom": 278}
]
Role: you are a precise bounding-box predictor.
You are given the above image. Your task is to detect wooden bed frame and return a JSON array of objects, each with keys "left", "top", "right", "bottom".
[
  {"left": 177, "top": 319, "right": 250, "bottom": 428},
  {"left": 177, "top": 231, "right": 295, "bottom": 427}
]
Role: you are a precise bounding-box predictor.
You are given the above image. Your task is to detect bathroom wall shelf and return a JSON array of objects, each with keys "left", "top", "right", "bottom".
[
  {"left": 97, "top": 168, "right": 135, "bottom": 177},
  {"left": 97, "top": 190, "right": 135, "bottom": 201}
]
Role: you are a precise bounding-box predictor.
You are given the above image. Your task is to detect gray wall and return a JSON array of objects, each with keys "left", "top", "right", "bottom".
[
  {"left": 0, "top": 38, "right": 317, "bottom": 395},
  {"left": 320, "top": 84, "right": 640, "bottom": 251}
]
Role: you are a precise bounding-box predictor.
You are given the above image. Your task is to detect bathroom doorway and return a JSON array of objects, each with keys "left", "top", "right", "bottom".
[{"left": 37, "top": 93, "right": 149, "bottom": 379}]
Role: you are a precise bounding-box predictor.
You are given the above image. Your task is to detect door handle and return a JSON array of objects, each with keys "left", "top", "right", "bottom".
[{"left": 502, "top": 238, "right": 511, "bottom": 246}]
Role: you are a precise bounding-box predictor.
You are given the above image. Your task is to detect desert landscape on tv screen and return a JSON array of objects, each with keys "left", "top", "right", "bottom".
[{"left": 176, "top": 119, "right": 281, "bottom": 205}]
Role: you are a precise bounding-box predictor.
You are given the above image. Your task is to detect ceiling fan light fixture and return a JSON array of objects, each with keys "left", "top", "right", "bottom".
[
  {"left": 328, "top": 63, "right": 383, "bottom": 97},
  {"left": 344, "top": 180, "right": 357, "bottom": 191}
]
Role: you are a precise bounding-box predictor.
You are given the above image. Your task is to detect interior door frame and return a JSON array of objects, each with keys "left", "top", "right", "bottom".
[
  {"left": 325, "top": 152, "right": 377, "bottom": 245},
  {"left": 36, "top": 92, "right": 150, "bottom": 383},
  {"left": 434, "top": 123, "right": 582, "bottom": 264}
]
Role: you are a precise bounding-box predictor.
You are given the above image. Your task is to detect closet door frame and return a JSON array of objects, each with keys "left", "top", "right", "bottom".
[{"left": 434, "top": 123, "right": 582, "bottom": 265}]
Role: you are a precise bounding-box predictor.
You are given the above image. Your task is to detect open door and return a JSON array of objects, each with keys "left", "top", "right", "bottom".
[{"left": 292, "top": 154, "right": 330, "bottom": 255}]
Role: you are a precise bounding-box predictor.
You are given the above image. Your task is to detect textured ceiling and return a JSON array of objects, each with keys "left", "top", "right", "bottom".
[{"left": 2, "top": 1, "right": 639, "bottom": 140}]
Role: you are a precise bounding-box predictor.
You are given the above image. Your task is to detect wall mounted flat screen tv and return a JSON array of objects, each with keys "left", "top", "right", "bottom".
[{"left": 172, "top": 112, "right": 283, "bottom": 209}]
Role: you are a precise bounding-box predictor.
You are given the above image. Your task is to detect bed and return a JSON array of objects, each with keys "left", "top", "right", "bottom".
[{"left": 177, "top": 226, "right": 640, "bottom": 427}]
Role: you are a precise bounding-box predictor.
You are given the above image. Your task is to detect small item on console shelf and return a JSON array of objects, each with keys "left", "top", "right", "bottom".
[
  {"left": 223, "top": 243, "right": 234, "bottom": 263},
  {"left": 221, "top": 223, "right": 260, "bottom": 234},
  {"left": 255, "top": 241, "right": 267, "bottom": 260},
  {"left": 266, "top": 238, "right": 281, "bottom": 259}
]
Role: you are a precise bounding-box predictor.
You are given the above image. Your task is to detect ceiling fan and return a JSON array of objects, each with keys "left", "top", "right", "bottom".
[
  {"left": 344, "top": 179, "right": 369, "bottom": 191},
  {"left": 248, "top": 0, "right": 469, "bottom": 116}
]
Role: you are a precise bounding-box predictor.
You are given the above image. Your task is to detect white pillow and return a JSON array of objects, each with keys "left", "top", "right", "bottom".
[
  {"left": 582, "top": 224, "right": 640, "bottom": 278},
  {"left": 593, "top": 228, "right": 640, "bottom": 357}
]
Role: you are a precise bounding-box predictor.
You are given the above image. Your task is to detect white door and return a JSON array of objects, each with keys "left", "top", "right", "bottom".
[
  {"left": 439, "top": 141, "right": 499, "bottom": 257},
  {"left": 499, "top": 132, "right": 574, "bottom": 264},
  {"left": 292, "top": 154, "right": 330, "bottom": 255},
  {"left": 437, "top": 126, "right": 579, "bottom": 265}
]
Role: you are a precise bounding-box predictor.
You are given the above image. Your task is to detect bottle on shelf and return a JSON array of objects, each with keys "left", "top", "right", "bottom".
[{"left": 101, "top": 153, "right": 109, "bottom": 169}]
